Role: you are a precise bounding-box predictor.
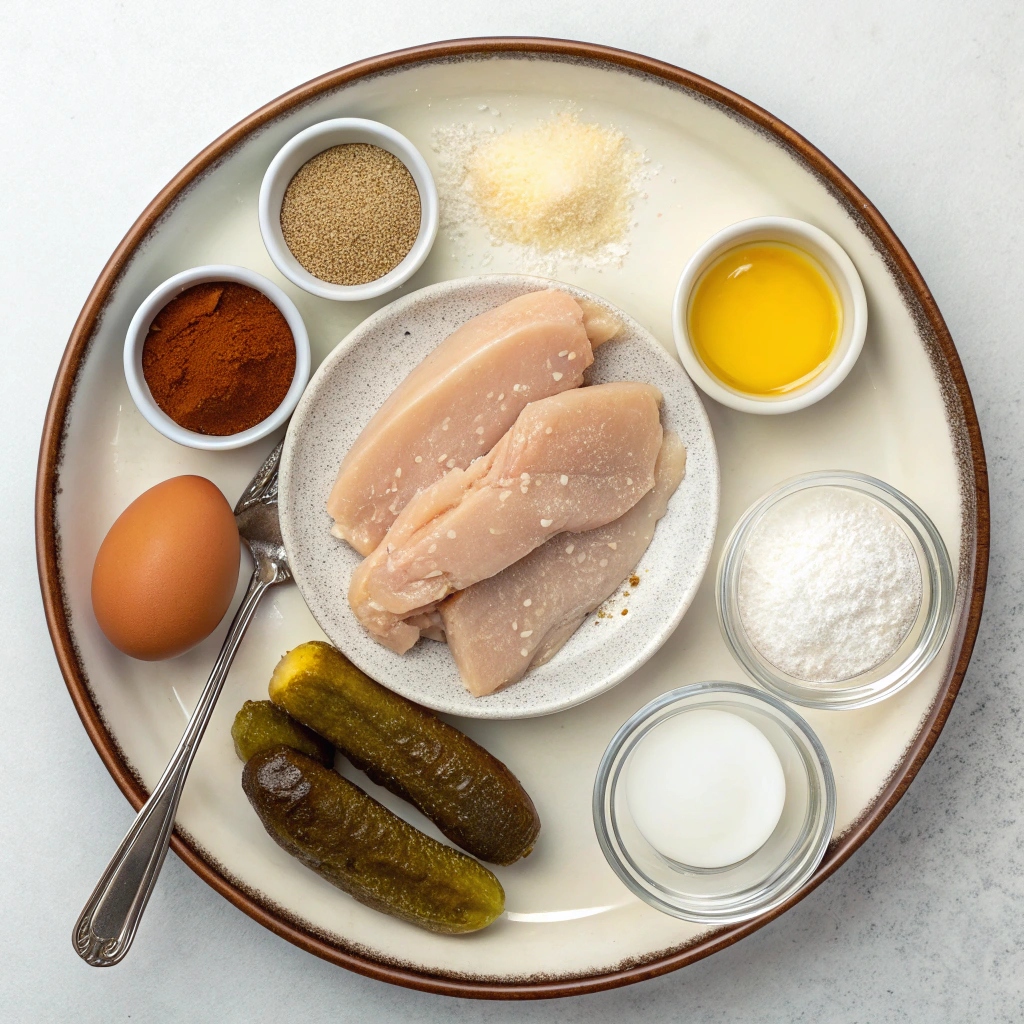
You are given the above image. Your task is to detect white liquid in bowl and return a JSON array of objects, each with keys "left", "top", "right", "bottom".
[{"left": 625, "top": 709, "right": 787, "bottom": 869}]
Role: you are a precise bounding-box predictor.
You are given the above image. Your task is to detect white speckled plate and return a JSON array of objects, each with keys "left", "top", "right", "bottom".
[{"left": 279, "top": 276, "right": 719, "bottom": 718}]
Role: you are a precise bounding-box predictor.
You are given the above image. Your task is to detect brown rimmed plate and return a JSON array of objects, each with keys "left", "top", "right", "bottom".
[{"left": 36, "top": 38, "right": 987, "bottom": 999}]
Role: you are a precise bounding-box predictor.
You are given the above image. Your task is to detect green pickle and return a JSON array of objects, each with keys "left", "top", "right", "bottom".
[
  {"left": 242, "top": 747, "right": 505, "bottom": 934},
  {"left": 269, "top": 641, "right": 541, "bottom": 865},
  {"left": 231, "top": 700, "right": 334, "bottom": 767}
]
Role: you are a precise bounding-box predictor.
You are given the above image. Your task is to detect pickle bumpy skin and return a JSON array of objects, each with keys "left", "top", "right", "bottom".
[
  {"left": 231, "top": 699, "right": 334, "bottom": 767},
  {"left": 242, "top": 747, "right": 505, "bottom": 934},
  {"left": 268, "top": 641, "right": 541, "bottom": 865}
]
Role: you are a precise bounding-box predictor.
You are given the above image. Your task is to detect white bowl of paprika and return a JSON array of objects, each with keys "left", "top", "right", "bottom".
[{"left": 123, "top": 265, "right": 311, "bottom": 451}]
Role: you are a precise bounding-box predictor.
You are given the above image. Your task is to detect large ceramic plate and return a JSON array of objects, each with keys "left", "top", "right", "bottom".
[
  {"left": 37, "top": 40, "right": 987, "bottom": 998},
  {"left": 279, "top": 275, "right": 719, "bottom": 718}
]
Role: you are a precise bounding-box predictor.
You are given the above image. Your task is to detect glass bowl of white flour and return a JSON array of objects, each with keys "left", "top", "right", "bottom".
[{"left": 717, "top": 472, "right": 954, "bottom": 710}]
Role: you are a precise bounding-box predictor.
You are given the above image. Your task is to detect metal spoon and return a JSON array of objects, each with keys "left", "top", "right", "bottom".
[{"left": 73, "top": 441, "right": 291, "bottom": 966}]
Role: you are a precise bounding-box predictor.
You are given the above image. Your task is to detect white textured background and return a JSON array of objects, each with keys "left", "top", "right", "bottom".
[{"left": 3, "top": 2, "right": 1021, "bottom": 1020}]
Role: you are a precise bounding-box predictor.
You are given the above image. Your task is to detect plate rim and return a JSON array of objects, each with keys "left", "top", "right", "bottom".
[{"left": 35, "top": 37, "right": 990, "bottom": 1000}]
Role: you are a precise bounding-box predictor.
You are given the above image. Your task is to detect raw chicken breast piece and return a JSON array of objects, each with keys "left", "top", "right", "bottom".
[
  {"left": 328, "top": 290, "right": 621, "bottom": 555},
  {"left": 349, "top": 383, "right": 664, "bottom": 653},
  {"left": 440, "top": 433, "right": 687, "bottom": 696}
]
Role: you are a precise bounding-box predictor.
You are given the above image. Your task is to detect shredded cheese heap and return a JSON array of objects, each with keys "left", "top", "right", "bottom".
[{"left": 465, "top": 114, "right": 641, "bottom": 256}]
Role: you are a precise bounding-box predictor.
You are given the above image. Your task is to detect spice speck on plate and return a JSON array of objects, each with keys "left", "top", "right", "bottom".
[{"left": 142, "top": 282, "right": 296, "bottom": 436}]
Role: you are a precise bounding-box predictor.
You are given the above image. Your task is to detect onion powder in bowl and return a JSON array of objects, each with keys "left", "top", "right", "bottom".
[
  {"left": 716, "top": 472, "right": 954, "bottom": 711},
  {"left": 737, "top": 487, "right": 923, "bottom": 683}
]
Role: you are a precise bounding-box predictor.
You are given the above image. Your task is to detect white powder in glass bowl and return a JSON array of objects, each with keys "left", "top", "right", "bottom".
[{"left": 737, "top": 487, "right": 923, "bottom": 683}]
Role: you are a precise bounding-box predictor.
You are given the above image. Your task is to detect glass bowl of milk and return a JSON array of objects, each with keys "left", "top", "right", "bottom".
[{"left": 593, "top": 681, "right": 835, "bottom": 924}]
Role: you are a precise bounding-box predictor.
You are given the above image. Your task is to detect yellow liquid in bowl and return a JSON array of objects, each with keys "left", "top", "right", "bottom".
[{"left": 688, "top": 242, "right": 841, "bottom": 396}]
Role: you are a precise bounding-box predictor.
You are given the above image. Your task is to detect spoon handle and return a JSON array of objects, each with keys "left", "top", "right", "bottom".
[{"left": 73, "top": 567, "right": 273, "bottom": 967}]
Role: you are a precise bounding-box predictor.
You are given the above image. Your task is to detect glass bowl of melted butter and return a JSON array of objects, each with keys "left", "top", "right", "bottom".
[{"left": 673, "top": 217, "right": 867, "bottom": 414}]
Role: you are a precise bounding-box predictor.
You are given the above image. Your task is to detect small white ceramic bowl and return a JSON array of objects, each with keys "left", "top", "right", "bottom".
[
  {"left": 258, "top": 118, "right": 439, "bottom": 301},
  {"left": 123, "top": 265, "right": 311, "bottom": 451},
  {"left": 673, "top": 217, "right": 867, "bottom": 414}
]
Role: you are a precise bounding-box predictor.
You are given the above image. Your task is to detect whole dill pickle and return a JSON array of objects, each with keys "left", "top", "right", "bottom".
[
  {"left": 268, "top": 641, "right": 541, "bottom": 865},
  {"left": 242, "top": 747, "right": 504, "bottom": 934},
  {"left": 231, "top": 700, "right": 334, "bottom": 767}
]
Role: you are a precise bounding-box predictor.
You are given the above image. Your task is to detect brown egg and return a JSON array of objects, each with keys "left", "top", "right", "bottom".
[{"left": 91, "top": 475, "right": 241, "bottom": 660}]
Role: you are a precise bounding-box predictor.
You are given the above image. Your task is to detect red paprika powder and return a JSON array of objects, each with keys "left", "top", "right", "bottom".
[{"left": 142, "top": 282, "right": 296, "bottom": 436}]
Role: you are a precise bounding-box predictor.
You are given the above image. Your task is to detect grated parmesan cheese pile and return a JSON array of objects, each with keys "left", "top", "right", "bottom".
[{"left": 432, "top": 112, "right": 646, "bottom": 271}]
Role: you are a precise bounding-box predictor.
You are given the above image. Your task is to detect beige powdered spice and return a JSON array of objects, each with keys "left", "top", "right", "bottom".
[{"left": 280, "top": 144, "right": 421, "bottom": 285}]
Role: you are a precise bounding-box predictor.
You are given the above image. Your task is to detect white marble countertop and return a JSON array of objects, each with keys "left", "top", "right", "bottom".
[{"left": 3, "top": 2, "right": 1021, "bottom": 1020}]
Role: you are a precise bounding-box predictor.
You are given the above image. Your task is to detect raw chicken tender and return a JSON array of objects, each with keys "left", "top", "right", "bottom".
[
  {"left": 328, "top": 290, "right": 620, "bottom": 555},
  {"left": 349, "top": 383, "right": 664, "bottom": 653},
  {"left": 440, "top": 433, "right": 687, "bottom": 696}
]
